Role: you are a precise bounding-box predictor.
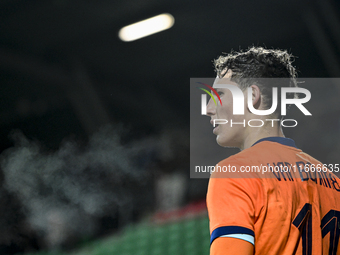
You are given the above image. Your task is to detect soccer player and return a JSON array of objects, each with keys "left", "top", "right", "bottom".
[{"left": 206, "top": 47, "right": 340, "bottom": 255}]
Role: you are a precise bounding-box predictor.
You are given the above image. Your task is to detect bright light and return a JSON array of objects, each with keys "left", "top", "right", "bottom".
[{"left": 118, "top": 13, "right": 174, "bottom": 42}]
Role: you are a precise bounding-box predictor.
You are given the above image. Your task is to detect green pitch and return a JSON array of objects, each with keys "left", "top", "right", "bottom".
[{"left": 25, "top": 215, "right": 210, "bottom": 255}]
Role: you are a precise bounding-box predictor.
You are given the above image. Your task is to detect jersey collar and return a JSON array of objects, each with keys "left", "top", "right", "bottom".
[{"left": 252, "top": 137, "right": 298, "bottom": 149}]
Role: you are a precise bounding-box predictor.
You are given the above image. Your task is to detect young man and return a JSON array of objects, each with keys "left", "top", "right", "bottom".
[{"left": 206, "top": 47, "right": 340, "bottom": 255}]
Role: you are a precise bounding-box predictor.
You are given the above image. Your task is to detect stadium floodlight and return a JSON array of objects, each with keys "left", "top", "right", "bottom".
[{"left": 118, "top": 13, "right": 174, "bottom": 42}]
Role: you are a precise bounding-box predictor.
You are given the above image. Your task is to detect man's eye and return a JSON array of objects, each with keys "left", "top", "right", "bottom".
[{"left": 217, "top": 91, "right": 223, "bottom": 96}]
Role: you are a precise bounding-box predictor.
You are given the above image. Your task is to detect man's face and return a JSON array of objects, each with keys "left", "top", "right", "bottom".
[{"left": 206, "top": 71, "right": 247, "bottom": 148}]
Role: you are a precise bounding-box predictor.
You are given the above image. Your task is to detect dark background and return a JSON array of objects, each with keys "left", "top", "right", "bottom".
[
  {"left": 0, "top": 0, "right": 340, "bottom": 253},
  {"left": 1, "top": 0, "right": 340, "bottom": 152}
]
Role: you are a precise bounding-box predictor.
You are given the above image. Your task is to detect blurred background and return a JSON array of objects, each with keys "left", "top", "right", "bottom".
[{"left": 0, "top": 0, "right": 340, "bottom": 254}]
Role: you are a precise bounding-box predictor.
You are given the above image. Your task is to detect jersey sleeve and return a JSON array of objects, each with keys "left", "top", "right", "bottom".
[{"left": 206, "top": 167, "right": 263, "bottom": 246}]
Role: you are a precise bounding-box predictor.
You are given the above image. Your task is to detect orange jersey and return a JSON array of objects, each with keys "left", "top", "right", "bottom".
[{"left": 207, "top": 137, "right": 340, "bottom": 255}]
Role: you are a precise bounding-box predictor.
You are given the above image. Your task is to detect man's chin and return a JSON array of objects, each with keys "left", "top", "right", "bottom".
[
  {"left": 216, "top": 136, "right": 239, "bottom": 148},
  {"left": 216, "top": 136, "right": 229, "bottom": 147}
]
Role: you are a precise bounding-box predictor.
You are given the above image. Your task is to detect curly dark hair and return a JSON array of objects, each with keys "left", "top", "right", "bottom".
[{"left": 214, "top": 46, "right": 298, "bottom": 117}]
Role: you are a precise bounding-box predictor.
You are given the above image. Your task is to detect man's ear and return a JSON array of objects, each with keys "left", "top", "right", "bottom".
[{"left": 250, "top": 84, "right": 261, "bottom": 109}]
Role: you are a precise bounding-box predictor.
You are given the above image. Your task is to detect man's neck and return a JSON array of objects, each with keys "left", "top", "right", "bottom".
[{"left": 240, "top": 126, "right": 284, "bottom": 150}]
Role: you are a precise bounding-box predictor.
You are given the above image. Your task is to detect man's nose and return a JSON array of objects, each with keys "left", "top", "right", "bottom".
[{"left": 206, "top": 97, "right": 216, "bottom": 116}]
